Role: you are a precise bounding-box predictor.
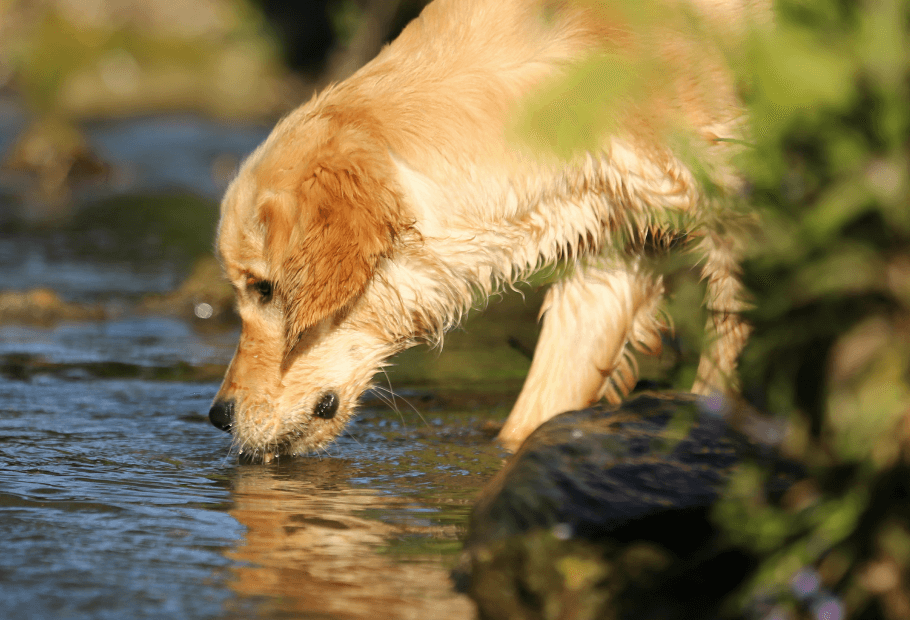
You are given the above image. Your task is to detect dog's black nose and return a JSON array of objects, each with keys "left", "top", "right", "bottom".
[
  {"left": 209, "top": 399, "right": 235, "bottom": 432},
  {"left": 313, "top": 392, "right": 339, "bottom": 419}
]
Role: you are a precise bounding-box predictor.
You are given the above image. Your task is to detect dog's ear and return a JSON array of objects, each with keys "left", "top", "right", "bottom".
[{"left": 256, "top": 145, "right": 406, "bottom": 352}]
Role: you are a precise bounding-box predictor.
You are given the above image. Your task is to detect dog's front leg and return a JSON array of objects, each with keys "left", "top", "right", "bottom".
[{"left": 497, "top": 261, "right": 667, "bottom": 450}]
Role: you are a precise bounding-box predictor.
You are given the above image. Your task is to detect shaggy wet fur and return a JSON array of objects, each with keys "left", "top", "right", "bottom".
[{"left": 211, "top": 0, "right": 763, "bottom": 460}]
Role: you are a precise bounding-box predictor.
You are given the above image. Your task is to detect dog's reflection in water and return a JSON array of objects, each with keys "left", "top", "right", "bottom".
[{"left": 224, "top": 458, "right": 474, "bottom": 619}]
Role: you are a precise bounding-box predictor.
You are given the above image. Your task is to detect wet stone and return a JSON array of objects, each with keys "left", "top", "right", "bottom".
[{"left": 457, "top": 392, "right": 803, "bottom": 620}]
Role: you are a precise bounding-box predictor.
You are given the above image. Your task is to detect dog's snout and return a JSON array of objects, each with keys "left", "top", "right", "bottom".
[
  {"left": 209, "top": 399, "right": 235, "bottom": 432},
  {"left": 314, "top": 392, "right": 339, "bottom": 419}
]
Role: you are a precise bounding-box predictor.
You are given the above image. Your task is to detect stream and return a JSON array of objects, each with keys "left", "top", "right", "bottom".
[{"left": 0, "top": 111, "right": 539, "bottom": 620}]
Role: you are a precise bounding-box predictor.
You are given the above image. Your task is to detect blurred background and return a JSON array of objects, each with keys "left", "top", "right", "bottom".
[
  {"left": 0, "top": 0, "right": 428, "bottom": 246},
  {"left": 0, "top": 0, "right": 438, "bottom": 203}
]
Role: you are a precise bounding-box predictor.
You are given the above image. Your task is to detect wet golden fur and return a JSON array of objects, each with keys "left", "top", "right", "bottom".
[{"left": 213, "top": 0, "right": 763, "bottom": 460}]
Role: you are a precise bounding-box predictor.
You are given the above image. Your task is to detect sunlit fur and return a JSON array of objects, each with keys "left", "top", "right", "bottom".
[{"left": 213, "top": 0, "right": 765, "bottom": 460}]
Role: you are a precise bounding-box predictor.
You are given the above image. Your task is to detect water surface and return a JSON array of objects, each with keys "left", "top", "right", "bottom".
[
  {"left": 0, "top": 317, "right": 509, "bottom": 620},
  {"left": 0, "top": 114, "right": 528, "bottom": 620}
]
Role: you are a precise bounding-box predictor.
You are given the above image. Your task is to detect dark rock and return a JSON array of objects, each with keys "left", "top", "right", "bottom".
[{"left": 458, "top": 392, "right": 802, "bottom": 620}]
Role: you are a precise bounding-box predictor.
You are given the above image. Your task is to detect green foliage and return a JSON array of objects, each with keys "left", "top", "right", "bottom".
[
  {"left": 329, "top": 0, "right": 366, "bottom": 47},
  {"left": 7, "top": 0, "right": 282, "bottom": 117},
  {"left": 13, "top": 11, "right": 106, "bottom": 113},
  {"left": 521, "top": 0, "right": 910, "bottom": 616},
  {"left": 516, "top": 52, "right": 658, "bottom": 159},
  {"left": 721, "top": 0, "right": 910, "bottom": 617}
]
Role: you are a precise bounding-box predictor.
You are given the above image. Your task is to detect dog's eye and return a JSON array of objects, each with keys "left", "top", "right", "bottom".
[{"left": 249, "top": 279, "right": 274, "bottom": 303}]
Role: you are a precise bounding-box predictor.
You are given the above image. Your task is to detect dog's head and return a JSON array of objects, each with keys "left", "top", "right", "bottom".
[{"left": 209, "top": 107, "right": 417, "bottom": 461}]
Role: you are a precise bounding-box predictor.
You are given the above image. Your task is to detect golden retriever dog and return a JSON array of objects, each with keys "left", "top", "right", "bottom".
[{"left": 209, "top": 0, "right": 763, "bottom": 461}]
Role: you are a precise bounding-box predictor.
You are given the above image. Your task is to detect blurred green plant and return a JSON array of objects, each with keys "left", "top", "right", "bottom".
[
  {"left": 518, "top": 0, "right": 910, "bottom": 617},
  {"left": 0, "top": 0, "right": 287, "bottom": 209},
  {"left": 3, "top": 0, "right": 284, "bottom": 119},
  {"left": 717, "top": 0, "right": 910, "bottom": 617}
]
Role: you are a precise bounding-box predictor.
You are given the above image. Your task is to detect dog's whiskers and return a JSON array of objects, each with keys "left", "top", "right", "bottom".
[
  {"left": 378, "top": 367, "right": 402, "bottom": 416},
  {"left": 373, "top": 378, "right": 427, "bottom": 428},
  {"left": 341, "top": 427, "right": 363, "bottom": 449},
  {"left": 371, "top": 388, "right": 402, "bottom": 418},
  {"left": 218, "top": 445, "right": 237, "bottom": 467}
]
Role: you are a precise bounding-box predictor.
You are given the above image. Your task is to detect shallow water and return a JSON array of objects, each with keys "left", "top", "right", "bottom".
[
  {"left": 0, "top": 316, "right": 510, "bottom": 620},
  {"left": 0, "top": 113, "right": 527, "bottom": 619}
]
